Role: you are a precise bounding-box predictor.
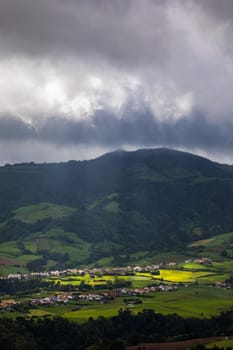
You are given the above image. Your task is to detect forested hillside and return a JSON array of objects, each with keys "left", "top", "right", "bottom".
[{"left": 1, "top": 148, "right": 233, "bottom": 269}]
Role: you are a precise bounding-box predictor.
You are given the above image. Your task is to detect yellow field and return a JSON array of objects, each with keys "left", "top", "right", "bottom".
[
  {"left": 137, "top": 270, "right": 220, "bottom": 283},
  {"left": 51, "top": 269, "right": 223, "bottom": 288}
]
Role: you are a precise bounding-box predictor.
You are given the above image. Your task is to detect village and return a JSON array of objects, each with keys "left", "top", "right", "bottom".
[
  {"left": 2, "top": 255, "right": 232, "bottom": 315},
  {"left": 0, "top": 283, "right": 181, "bottom": 312},
  {"left": 2, "top": 256, "right": 213, "bottom": 281},
  {"left": 0, "top": 262, "right": 182, "bottom": 313}
]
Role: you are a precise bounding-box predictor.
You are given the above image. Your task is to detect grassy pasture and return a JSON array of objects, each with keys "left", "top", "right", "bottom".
[
  {"left": 0, "top": 265, "right": 28, "bottom": 275},
  {"left": 124, "top": 251, "right": 191, "bottom": 267},
  {"left": 0, "top": 228, "right": 91, "bottom": 274},
  {"left": 181, "top": 262, "right": 212, "bottom": 270},
  {"left": 14, "top": 202, "right": 75, "bottom": 224},
  {"left": 190, "top": 232, "right": 233, "bottom": 248},
  {"left": 28, "top": 309, "right": 53, "bottom": 317},
  {"left": 62, "top": 286, "right": 233, "bottom": 322},
  {"left": 0, "top": 241, "right": 21, "bottom": 258},
  {"left": 0, "top": 286, "right": 232, "bottom": 322},
  {"left": 27, "top": 236, "right": 90, "bottom": 263}
]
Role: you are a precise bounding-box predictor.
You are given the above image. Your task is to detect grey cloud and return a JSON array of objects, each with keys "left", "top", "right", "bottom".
[
  {"left": 0, "top": 0, "right": 232, "bottom": 66},
  {"left": 1, "top": 106, "right": 231, "bottom": 153},
  {"left": 0, "top": 117, "right": 36, "bottom": 140},
  {"left": 1, "top": 0, "right": 232, "bottom": 120},
  {"left": 198, "top": 0, "right": 233, "bottom": 21},
  {"left": 0, "top": 0, "right": 169, "bottom": 68},
  {"left": 0, "top": 107, "right": 233, "bottom": 161},
  {"left": 37, "top": 109, "right": 233, "bottom": 151},
  {"left": 0, "top": 0, "right": 233, "bottom": 164}
]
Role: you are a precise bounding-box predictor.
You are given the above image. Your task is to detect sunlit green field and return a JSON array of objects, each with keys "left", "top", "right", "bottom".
[
  {"left": 63, "top": 286, "right": 233, "bottom": 322},
  {"left": 190, "top": 232, "right": 233, "bottom": 248},
  {"left": 52, "top": 274, "right": 115, "bottom": 286},
  {"left": 51, "top": 268, "right": 228, "bottom": 289},
  {"left": 1, "top": 285, "right": 231, "bottom": 322}
]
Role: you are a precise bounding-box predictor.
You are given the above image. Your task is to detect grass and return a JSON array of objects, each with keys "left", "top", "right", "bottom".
[
  {"left": 0, "top": 285, "right": 232, "bottom": 322},
  {"left": 0, "top": 265, "right": 28, "bottom": 275},
  {"left": 207, "top": 338, "right": 233, "bottom": 349},
  {"left": 147, "top": 269, "right": 222, "bottom": 284},
  {"left": 212, "top": 260, "right": 233, "bottom": 273},
  {"left": 104, "top": 201, "right": 119, "bottom": 213},
  {"left": 50, "top": 268, "right": 228, "bottom": 289},
  {"left": 52, "top": 274, "right": 116, "bottom": 286},
  {"left": 14, "top": 202, "right": 76, "bottom": 224},
  {"left": 0, "top": 228, "right": 91, "bottom": 275},
  {"left": 120, "top": 251, "right": 190, "bottom": 267},
  {"left": 29, "top": 309, "right": 53, "bottom": 317},
  {"left": 0, "top": 241, "right": 21, "bottom": 258},
  {"left": 25, "top": 229, "right": 90, "bottom": 257},
  {"left": 97, "top": 257, "right": 114, "bottom": 266},
  {"left": 189, "top": 232, "right": 233, "bottom": 265},
  {"left": 64, "top": 299, "right": 124, "bottom": 321},
  {"left": 190, "top": 232, "right": 233, "bottom": 248},
  {"left": 181, "top": 262, "right": 212, "bottom": 270},
  {"left": 62, "top": 286, "right": 233, "bottom": 322}
]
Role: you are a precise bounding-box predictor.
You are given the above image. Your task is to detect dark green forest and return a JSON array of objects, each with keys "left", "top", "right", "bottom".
[{"left": 0, "top": 308, "right": 233, "bottom": 349}]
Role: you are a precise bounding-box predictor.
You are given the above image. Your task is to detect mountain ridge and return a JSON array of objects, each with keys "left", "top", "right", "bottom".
[{"left": 1, "top": 147, "right": 233, "bottom": 270}]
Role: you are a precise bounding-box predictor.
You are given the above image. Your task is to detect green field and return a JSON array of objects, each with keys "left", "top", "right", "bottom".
[
  {"left": 1, "top": 209, "right": 233, "bottom": 325},
  {"left": 14, "top": 202, "right": 76, "bottom": 224},
  {"left": 0, "top": 228, "right": 92, "bottom": 273},
  {"left": 51, "top": 268, "right": 229, "bottom": 289},
  {"left": 1, "top": 285, "right": 231, "bottom": 322},
  {"left": 0, "top": 265, "right": 29, "bottom": 275},
  {"left": 190, "top": 232, "right": 233, "bottom": 248},
  {"left": 52, "top": 274, "right": 114, "bottom": 286},
  {"left": 63, "top": 287, "right": 233, "bottom": 322}
]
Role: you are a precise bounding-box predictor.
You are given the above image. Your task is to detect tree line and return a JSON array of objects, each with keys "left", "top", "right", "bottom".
[{"left": 0, "top": 308, "right": 233, "bottom": 349}]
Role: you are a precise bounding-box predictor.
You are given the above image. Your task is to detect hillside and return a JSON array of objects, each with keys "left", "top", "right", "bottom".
[{"left": 1, "top": 148, "right": 233, "bottom": 271}]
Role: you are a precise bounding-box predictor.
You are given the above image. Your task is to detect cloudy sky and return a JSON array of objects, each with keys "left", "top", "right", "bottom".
[{"left": 0, "top": 0, "right": 233, "bottom": 164}]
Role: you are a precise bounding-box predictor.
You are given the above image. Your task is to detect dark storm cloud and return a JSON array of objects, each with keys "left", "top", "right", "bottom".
[
  {"left": 1, "top": 108, "right": 231, "bottom": 153},
  {"left": 0, "top": 0, "right": 233, "bottom": 163},
  {"left": 37, "top": 110, "right": 230, "bottom": 151},
  {"left": 0, "top": 117, "right": 36, "bottom": 140}
]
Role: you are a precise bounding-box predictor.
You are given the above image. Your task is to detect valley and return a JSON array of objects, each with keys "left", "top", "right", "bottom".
[
  {"left": 1, "top": 244, "right": 233, "bottom": 322},
  {"left": 1, "top": 149, "right": 233, "bottom": 349}
]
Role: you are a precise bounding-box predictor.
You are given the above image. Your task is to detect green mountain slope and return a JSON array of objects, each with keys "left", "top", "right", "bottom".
[{"left": 1, "top": 148, "right": 233, "bottom": 270}]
